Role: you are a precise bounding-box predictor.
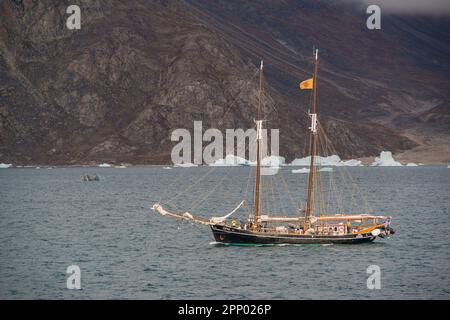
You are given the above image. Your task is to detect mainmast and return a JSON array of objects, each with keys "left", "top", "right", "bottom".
[
  {"left": 305, "top": 49, "right": 319, "bottom": 230},
  {"left": 252, "top": 60, "right": 264, "bottom": 229}
]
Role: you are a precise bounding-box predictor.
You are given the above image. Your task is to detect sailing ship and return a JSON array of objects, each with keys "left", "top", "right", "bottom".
[{"left": 152, "top": 49, "right": 396, "bottom": 245}]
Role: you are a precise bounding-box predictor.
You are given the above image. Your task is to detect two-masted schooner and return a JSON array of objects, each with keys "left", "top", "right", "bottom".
[{"left": 152, "top": 49, "right": 395, "bottom": 245}]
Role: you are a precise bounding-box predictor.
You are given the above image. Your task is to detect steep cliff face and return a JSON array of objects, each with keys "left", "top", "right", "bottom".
[
  {"left": 0, "top": 0, "right": 264, "bottom": 164},
  {"left": 0, "top": 0, "right": 448, "bottom": 164}
]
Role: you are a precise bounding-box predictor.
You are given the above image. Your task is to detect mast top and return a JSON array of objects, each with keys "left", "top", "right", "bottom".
[
  {"left": 260, "top": 60, "right": 264, "bottom": 70},
  {"left": 315, "top": 49, "right": 318, "bottom": 61}
]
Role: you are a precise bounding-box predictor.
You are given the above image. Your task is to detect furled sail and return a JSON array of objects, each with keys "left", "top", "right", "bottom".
[{"left": 152, "top": 200, "right": 245, "bottom": 225}]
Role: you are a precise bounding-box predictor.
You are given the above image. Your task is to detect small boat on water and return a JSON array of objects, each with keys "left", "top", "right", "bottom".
[{"left": 152, "top": 49, "right": 395, "bottom": 245}]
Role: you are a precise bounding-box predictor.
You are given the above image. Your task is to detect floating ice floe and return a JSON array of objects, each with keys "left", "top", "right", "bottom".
[
  {"left": 163, "top": 166, "right": 172, "bottom": 170},
  {"left": 209, "top": 154, "right": 286, "bottom": 167},
  {"left": 174, "top": 162, "right": 198, "bottom": 168},
  {"left": 261, "top": 155, "right": 286, "bottom": 167},
  {"left": 208, "top": 154, "right": 360, "bottom": 167},
  {"left": 406, "top": 163, "right": 418, "bottom": 167},
  {"left": 371, "top": 151, "right": 403, "bottom": 166},
  {"left": 292, "top": 168, "right": 309, "bottom": 174},
  {"left": 0, "top": 163, "right": 12, "bottom": 169},
  {"left": 336, "top": 159, "right": 363, "bottom": 167},
  {"left": 291, "top": 155, "right": 362, "bottom": 167},
  {"left": 209, "top": 155, "right": 251, "bottom": 166},
  {"left": 114, "top": 165, "right": 127, "bottom": 168},
  {"left": 98, "top": 163, "right": 112, "bottom": 167},
  {"left": 291, "top": 155, "right": 340, "bottom": 166},
  {"left": 292, "top": 167, "right": 334, "bottom": 174}
]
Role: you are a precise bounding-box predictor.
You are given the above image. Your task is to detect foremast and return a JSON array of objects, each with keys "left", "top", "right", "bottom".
[
  {"left": 251, "top": 60, "right": 264, "bottom": 230},
  {"left": 305, "top": 49, "right": 319, "bottom": 230}
]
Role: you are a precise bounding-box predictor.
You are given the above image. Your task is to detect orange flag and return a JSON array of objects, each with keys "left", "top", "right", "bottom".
[{"left": 299, "top": 78, "right": 313, "bottom": 90}]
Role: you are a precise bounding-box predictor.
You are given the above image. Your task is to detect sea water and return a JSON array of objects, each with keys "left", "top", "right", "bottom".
[{"left": 0, "top": 166, "right": 449, "bottom": 299}]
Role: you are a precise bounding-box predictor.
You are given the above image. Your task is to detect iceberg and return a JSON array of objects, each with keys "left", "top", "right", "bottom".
[
  {"left": 291, "top": 155, "right": 341, "bottom": 166},
  {"left": 292, "top": 168, "right": 309, "bottom": 174},
  {"left": 98, "top": 163, "right": 112, "bottom": 167},
  {"left": 371, "top": 151, "right": 403, "bottom": 167},
  {"left": 406, "top": 163, "right": 418, "bottom": 167},
  {"left": 0, "top": 163, "right": 12, "bottom": 169},
  {"left": 336, "top": 159, "right": 363, "bottom": 167},
  {"left": 209, "top": 155, "right": 250, "bottom": 167},
  {"left": 261, "top": 155, "right": 286, "bottom": 167},
  {"left": 292, "top": 167, "right": 334, "bottom": 174},
  {"left": 291, "top": 155, "right": 362, "bottom": 167},
  {"left": 174, "top": 162, "right": 198, "bottom": 168},
  {"left": 209, "top": 154, "right": 286, "bottom": 167}
]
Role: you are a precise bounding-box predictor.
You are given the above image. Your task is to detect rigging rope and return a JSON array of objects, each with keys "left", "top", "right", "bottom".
[
  {"left": 154, "top": 60, "right": 375, "bottom": 222},
  {"left": 156, "top": 67, "right": 261, "bottom": 213},
  {"left": 318, "top": 121, "right": 373, "bottom": 214},
  {"left": 216, "top": 68, "right": 259, "bottom": 128},
  {"left": 164, "top": 166, "right": 217, "bottom": 207},
  {"left": 158, "top": 165, "right": 194, "bottom": 203},
  {"left": 188, "top": 166, "right": 235, "bottom": 213},
  {"left": 278, "top": 168, "right": 300, "bottom": 213}
]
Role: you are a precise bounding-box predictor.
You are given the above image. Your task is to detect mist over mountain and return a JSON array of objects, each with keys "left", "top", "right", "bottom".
[{"left": 1, "top": 0, "right": 449, "bottom": 165}]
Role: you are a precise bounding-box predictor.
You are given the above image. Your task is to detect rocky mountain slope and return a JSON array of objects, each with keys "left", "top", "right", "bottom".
[{"left": 0, "top": 0, "right": 449, "bottom": 165}]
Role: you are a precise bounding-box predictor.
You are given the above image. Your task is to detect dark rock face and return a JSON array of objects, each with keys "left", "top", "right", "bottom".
[
  {"left": 417, "top": 102, "right": 450, "bottom": 131},
  {"left": 0, "top": 0, "right": 448, "bottom": 164}
]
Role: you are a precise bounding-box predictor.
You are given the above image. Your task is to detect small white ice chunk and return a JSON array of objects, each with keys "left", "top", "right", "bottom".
[
  {"left": 98, "top": 163, "right": 112, "bottom": 167},
  {"left": 174, "top": 162, "right": 198, "bottom": 168},
  {"left": 209, "top": 155, "right": 250, "bottom": 166},
  {"left": 292, "top": 168, "right": 310, "bottom": 173}
]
